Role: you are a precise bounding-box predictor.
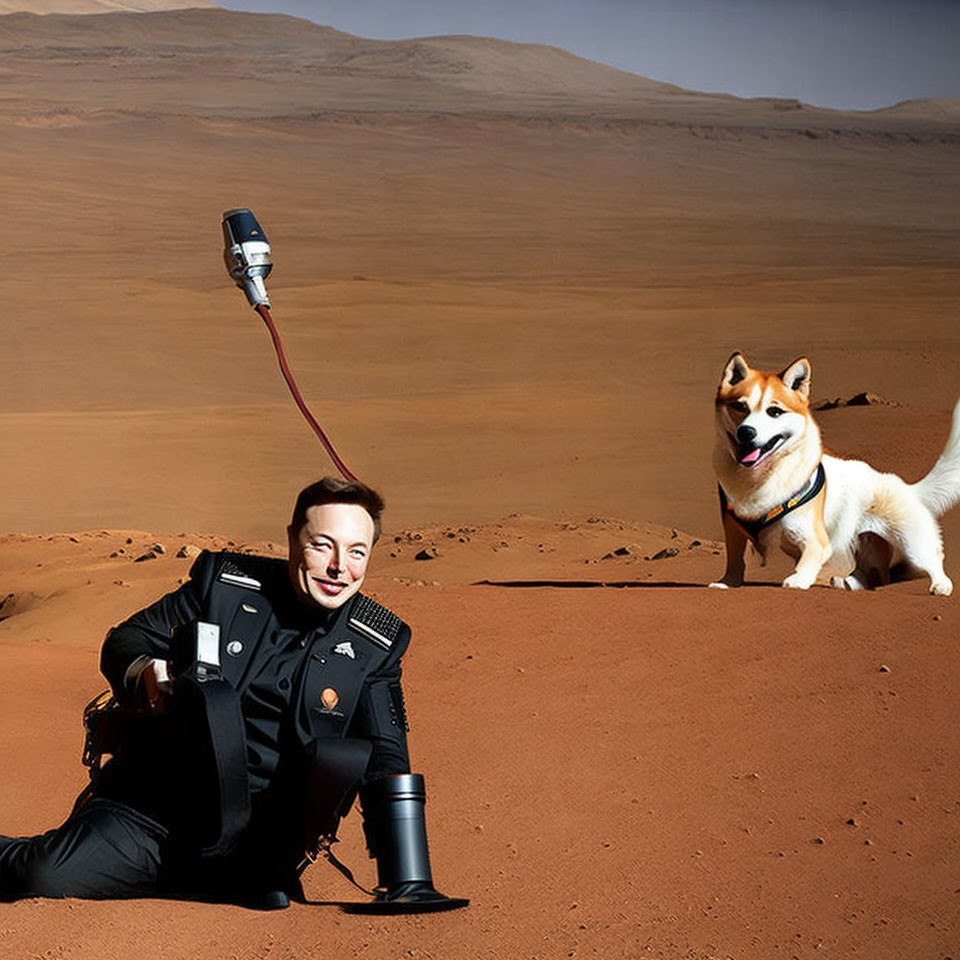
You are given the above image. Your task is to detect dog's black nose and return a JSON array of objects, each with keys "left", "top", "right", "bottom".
[{"left": 736, "top": 424, "right": 756, "bottom": 444}]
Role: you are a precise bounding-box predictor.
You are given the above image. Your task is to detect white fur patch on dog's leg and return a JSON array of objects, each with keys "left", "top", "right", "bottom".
[
  {"left": 830, "top": 573, "right": 866, "bottom": 591},
  {"left": 781, "top": 504, "right": 830, "bottom": 590},
  {"left": 897, "top": 508, "right": 953, "bottom": 597},
  {"left": 782, "top": 542, "right": 830, "bottom": 589}
]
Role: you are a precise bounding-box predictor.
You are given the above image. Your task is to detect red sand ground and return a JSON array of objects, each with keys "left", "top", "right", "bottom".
[{"left": 0, "top": 6, "right": 958, "bottom": 959}]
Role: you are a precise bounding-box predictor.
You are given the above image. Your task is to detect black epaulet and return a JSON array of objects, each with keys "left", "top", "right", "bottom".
[
  {"left": 215, "top": 552, "right": 287, "bottom": 592},
  {"left": 348, "top": 594, "right": 404, "bottom": 651}
]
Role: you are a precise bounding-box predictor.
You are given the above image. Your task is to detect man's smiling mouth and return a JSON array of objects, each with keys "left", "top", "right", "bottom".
[
  {"left": 731, "top": 432, "right": 787, "bottom": 467},
  {"left": 313, "top": 577, "right": 347, "bottom": 594}
]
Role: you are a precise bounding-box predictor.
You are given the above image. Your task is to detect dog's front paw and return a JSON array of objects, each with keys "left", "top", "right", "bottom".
[
  {"left": 782, "top": 573, "right": 813, "bottom": 590},
  {"left": 930, "top": 577, "right": 953, "bottom": 597},
  {"left": 708, "top": 581, "right": 730, "bottom": 590}
]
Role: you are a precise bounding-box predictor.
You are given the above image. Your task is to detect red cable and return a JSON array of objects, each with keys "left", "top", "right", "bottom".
[{"left": 255, "top": 302, "right": 360, "bottom": 482}]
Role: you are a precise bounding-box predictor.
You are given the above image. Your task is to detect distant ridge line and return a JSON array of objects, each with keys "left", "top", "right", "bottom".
[
  {"left": 0, "top": 1, "right": 216, "bottom": 13},
  {"left": 0, "top": 6, "right": 956, "bottom": 124}
]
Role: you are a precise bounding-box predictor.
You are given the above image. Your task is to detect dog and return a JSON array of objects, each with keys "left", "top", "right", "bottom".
[{"left": 710, "top": 351, "right": 960, "bottom": 594}]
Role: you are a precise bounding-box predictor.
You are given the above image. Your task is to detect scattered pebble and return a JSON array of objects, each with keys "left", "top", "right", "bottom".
[
  {"left": 878, "top": 664, "right": 890, "bottom": 673},
  {"left": 647, "top": 547, "right": 679, "bottom": 561},
  {"left": 414, "top": 547, "right": 439, "bottom": 561}
]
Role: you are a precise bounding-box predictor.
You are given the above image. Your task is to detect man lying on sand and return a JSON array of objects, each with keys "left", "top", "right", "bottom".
[{"left": 0, "top": 477, "right": 459, "bottom": 910}]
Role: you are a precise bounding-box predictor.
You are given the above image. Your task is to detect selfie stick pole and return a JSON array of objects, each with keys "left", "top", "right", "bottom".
[
  {"left": 222, "top": 208, "right": 359, "bottom": 482},
  {"left": 254, "top": 301, "right": 359, "bottom": 482}
]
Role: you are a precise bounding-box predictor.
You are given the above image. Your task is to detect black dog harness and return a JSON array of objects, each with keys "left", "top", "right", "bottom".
[{"left": 718, "top": 462, "right": 826, "bottom": 546}]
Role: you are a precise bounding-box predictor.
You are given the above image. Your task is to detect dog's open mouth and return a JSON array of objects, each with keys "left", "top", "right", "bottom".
[{"left": 733, "top": 433, "right": 786, "bottom": 468}]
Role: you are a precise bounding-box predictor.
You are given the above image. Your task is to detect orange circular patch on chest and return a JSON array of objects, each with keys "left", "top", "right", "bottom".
[{"left": 321, "top": 687, "right": 340, "bottom": 710}]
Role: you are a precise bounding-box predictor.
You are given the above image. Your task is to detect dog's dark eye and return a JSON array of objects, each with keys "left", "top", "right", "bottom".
[
  {"left": 767, "top": 406, "right": 784, "bottom": 417},
  {"left": 730, "top": 401, "right": 749, "bottom": 414}
]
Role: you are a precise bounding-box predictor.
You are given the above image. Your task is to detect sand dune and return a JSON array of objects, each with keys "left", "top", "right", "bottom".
[
  {"left": 0, "top": 8, "right": 697, "bottom": 121},
  {"left": 0, "top": 7, "right": 958, "bottom": 958},
  {"left": 2, "top": 8, "right": 958, "bottom": 131}
]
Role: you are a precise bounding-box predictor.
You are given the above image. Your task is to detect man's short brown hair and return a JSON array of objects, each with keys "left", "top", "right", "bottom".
[{"left": 290, "top": 477, "right": 385, "bottom": 542}]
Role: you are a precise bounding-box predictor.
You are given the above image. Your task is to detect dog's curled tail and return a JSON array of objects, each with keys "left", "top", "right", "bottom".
[{"left": 913, "top": 397, "right": 960, "bottom": 516}]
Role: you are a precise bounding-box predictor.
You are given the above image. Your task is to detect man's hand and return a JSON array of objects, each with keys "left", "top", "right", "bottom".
[{"left": 134, "top": 658, "right": 174, "bottom": 713}]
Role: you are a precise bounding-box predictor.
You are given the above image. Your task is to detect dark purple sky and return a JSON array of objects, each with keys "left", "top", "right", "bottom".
[{"left": 214, "top": 0, "right": 960, "bottom": 111}]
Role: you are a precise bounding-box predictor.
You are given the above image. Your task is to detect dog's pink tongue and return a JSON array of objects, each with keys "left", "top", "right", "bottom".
[{"left": 740, "top": 448, "right": 761, "bottom": 466}]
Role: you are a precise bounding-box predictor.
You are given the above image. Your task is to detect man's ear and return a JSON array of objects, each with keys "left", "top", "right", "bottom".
[
  {"left": 720, "top": 351, "right": 750, "bottom": 389},
  {"left": 779, "top": 357, "right": 811, "bottom": 397}
]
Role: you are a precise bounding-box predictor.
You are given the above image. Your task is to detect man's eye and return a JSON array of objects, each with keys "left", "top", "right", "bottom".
[
  {"left": 767, "top": 407, "right": 784, "bottom": 417},
  {"left": 350, "top": 549, "right": 366, "bottom": 559}
]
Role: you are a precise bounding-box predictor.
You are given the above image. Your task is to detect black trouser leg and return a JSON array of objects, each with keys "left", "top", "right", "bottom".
[{"left": 0, "top": 797, "right": 168, "bottom": 901}]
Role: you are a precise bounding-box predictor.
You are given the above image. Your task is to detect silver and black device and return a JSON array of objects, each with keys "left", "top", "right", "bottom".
[
  {"left": 171, "top": 620, "right": 222, "bottom": 681},
  {"left": 222, "top": 208, "right": 273, "bottom": 308},
  {"left": 219, "top": 206, "right": 361, "bottom": 482}
]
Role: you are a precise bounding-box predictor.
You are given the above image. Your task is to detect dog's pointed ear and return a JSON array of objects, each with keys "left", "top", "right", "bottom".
[
  {"left": 779, "top": 357, "right": 811, "bottom": 397},
  {"left": 720, "top": 352, "right": 750, "bottom": 389}
]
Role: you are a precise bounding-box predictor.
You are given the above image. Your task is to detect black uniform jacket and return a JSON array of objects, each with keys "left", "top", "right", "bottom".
[{"left": 98, "top": 550, "right": 412, "bottom": 835}]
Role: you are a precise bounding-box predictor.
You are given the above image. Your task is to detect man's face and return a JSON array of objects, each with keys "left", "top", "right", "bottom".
[{"left": 288, "top": 502, "right": 376, "bottom": 610}]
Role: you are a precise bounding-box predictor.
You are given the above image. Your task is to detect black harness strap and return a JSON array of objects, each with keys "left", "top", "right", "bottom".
[
  {"left": 719, "top": 461, "right": 826, "bottom": 546},
  {"left": 173, "top": 671, "right": 252, "bottom": 858}
]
